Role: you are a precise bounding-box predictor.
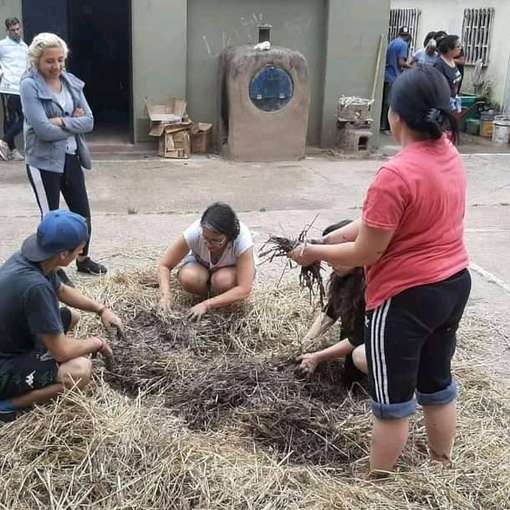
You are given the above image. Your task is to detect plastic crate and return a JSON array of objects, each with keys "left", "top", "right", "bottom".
[{"left": 460, "top": 94, "right": 478, "bottom": 108}]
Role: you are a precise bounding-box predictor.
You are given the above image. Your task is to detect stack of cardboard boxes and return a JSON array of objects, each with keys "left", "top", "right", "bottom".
[{"left": 146, "top": 97, "right": 212, "bottom": 158}]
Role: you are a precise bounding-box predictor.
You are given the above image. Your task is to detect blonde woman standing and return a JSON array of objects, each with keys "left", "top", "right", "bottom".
[{"left": 20, "top": 32, "right": 106, "bottom": 278}]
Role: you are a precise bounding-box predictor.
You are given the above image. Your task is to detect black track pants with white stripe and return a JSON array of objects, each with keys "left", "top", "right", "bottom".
[
  {"left": 26, "top": 154, "right": 92, "bottom": 256},
  {"left": 365, "top": 269, "right": 471, "bottom": 418}
]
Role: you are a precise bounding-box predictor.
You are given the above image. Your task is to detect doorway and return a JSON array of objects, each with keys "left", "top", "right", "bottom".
[{"left": 22, "top": 0, "right": 133, "bottom": 143}]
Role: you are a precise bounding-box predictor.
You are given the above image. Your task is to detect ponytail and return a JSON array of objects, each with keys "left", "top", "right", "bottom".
[{"left": 390, "top": 66, "right": 459, "bottom": 144}]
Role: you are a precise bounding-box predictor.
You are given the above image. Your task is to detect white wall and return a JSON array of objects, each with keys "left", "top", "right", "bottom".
[
  {"left": 392, "top": 0, "right": 510, "bottom": 108},
  {"left": 0, "top": 0, "right": 21, "bottom": 21}
]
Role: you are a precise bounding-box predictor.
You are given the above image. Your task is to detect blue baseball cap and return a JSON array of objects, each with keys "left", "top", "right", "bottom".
[{"left": 21, "top": 209, "right": 89, "bottom": 262}]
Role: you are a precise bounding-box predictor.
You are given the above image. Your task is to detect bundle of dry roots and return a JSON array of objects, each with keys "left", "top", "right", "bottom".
[
  {"left": 259, "top": 219, "right": 326, "bottom": 306},
  {"left": 164, "top": 356, "right": 368, "bottom": 467},
  {"left": 102, "top": 294, "right": 311, "bottom": 396},
  {"left": 103, "top": 306, "right": 242, "bottom": 394},
  {"left": 239, "top": 396, "right": 366, "bottom": 466}
]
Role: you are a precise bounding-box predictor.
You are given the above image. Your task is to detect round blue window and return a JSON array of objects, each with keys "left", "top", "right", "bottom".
[{"left": 249, "top": 66, "right": 294, "bottom": 112}]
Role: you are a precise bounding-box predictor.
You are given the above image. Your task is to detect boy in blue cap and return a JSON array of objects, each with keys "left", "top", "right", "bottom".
[{"left": 0, "top": 210, "right": 122, "bottom": 422}]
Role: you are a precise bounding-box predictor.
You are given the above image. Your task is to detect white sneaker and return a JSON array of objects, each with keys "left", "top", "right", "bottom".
[
  {"left": 0, "top": 140, "right": 9, "bottom": 161},
  {"left": 8, "top": 149, "right": 24, "bottom": 161}
]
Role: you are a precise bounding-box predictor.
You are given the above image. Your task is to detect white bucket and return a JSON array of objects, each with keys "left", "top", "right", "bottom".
[{"left": 492, "top": 116, "right": 510, "bottom": 144}]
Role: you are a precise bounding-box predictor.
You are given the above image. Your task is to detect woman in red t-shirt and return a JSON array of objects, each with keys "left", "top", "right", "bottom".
[{"left": 290, "top": 66, "right": 471, "bottom": 475}]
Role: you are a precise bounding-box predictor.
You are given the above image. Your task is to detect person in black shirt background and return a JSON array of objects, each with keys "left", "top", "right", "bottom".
[
  {"left": 454, "top": 48, "right": 465, "bottom": 95},
  {"left": 434, "top": 35, "right": 463, "bottom": 112}
]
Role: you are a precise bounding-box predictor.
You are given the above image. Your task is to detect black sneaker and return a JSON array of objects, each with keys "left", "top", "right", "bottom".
[
  {"left": 0, "top": 410, "right": 17, "bottom": 423},
  {"left": 76, "top": 257, "right": 107, "bottom": 275},
  {"left": 56, "top": 268, "right": 75, "bottom": 287}
]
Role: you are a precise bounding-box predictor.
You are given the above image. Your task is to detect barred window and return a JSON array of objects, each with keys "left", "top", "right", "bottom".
[
  {"left": 462, "top": 8, "right": 494, "bottom": 65},
  {"left": 388, "top": 8, "right": 421, "bottom": 54}
]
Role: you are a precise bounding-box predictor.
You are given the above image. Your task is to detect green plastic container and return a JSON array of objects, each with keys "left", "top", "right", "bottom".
[
  {"left": 463, "top": 109, "right": 478, "bottom": 122},
  {"left": 460, "top": 94, "right": 478, "bottom": 108}
]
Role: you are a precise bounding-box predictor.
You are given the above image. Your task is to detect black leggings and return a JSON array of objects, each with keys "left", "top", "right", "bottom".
[
  {"left": 380, "top": 82, "right": 392, "bottom": 131},
  {"left": 1, "top": 94, "right": 23, "bottom": 150},
  {"left": 27, "top": 154, "right": 92, "bottom": 256}
]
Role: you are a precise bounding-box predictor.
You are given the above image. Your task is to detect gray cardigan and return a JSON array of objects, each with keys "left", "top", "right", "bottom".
[{"left": 20, "top": 69, "right": 93, "bottom": 172}]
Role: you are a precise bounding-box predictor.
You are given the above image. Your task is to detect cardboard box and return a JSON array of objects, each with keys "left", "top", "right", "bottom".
[
  {"left": 146, "top": 97, "right": 192, "bottom": 158},
  {"left": 150, "top": 120, "right": 192, "bottom": 138},
  {"left": 158, "top": 128, "right": 191, "bottom": 159},
  {"left": 145, "top": 97, "right": 186, "bottom": 123},
  {"left": 191, "top": 122, "right": 213, "bottom": 153}
]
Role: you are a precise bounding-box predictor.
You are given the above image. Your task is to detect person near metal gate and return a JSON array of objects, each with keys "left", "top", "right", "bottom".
[
  {"left": 409, "top": 31, "right": 439, "bottom": 66},
  {"left": 434, "top": 35, "right": 463, "bottom": 113},
  {"left": 381, "top": 27, "right": 413, "bottom": 132}
]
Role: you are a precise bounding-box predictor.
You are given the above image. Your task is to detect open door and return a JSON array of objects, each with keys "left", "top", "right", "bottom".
[
  {"left": 22, "top": 0, "right": 69, "bottom": 43},
  {"left": 68, "top": 0, "right": 132, "bottom": 143},
  {"left": 21, "top": 0, "right": 133, "bottom": 144}
]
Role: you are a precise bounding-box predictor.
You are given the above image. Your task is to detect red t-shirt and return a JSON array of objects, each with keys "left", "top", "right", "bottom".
[{"left": 362, "top": 135, "right": 469, "bottom": 310}]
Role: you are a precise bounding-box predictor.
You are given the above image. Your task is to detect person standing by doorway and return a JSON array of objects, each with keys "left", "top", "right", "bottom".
[
  {"left": 0, "top": 17, "right": 28, "bottom": 162},
  {"left": 381, "top": 27, "right": 412, "bottom": 131},
  {"left": 20, "top": 32, "right": 107, "bottom": 277}
]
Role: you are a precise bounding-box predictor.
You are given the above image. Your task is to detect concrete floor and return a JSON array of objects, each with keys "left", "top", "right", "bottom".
[{"left": 1, "top": 146, "right": 509, "bottom": 379}]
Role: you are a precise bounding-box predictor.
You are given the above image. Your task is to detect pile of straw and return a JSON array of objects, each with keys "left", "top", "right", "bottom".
[{"left": 0, "top": 270, "right": 509, "bottom": 509}]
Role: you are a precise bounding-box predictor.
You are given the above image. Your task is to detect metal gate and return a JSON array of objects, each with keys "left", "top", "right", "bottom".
[
  {"left": 462, "top": 8, "right": 494, "bottom": 65},
  {"left": 388, "top": 8, "right": 420, "bottom": 54}
]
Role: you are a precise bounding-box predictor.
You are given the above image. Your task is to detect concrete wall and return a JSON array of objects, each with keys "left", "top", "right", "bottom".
[
  {"left": 0, "top": 0, "right": 22, "bottom": 25},
  {"left": 131, "top": 0, "right": 187, "bottom": 142},
  {"left": 392, "top": 0, "right": 510, "bottom": 109},
  {"left": 506, "top": 52, "right": 510, "bottom": 112},
  {"left": 185, "top": 0, "right": 389, "bottom": 147},
  {"left": 186, "top": 0, "right": 326, "bottom": 145},
  {"left": 322, "top": 0, "right": 390, "bottom": 147},
  {"left": 133, "top": 0, "right": 389, "bottom": 146},
  {"left": 1, "top": 0, "right": 391, "bottom": 148}
]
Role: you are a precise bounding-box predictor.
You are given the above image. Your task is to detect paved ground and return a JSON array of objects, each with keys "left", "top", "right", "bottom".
[{"left": 1, "top": 143, "right": 509, "bottom": 379}]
